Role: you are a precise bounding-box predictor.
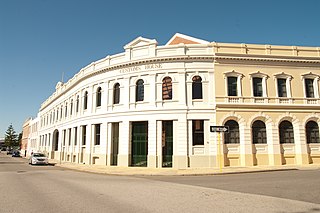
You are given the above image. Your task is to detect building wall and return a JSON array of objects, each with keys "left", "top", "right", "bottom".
[
  {"left": 21, "top": 118, "right": 31, "bottom": 157},
  {"left": 30, "top": 34, "right": 320, "bottom": 169}
]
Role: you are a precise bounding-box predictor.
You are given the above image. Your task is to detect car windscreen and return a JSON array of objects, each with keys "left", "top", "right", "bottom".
[{"left": 33, "top": 154, "right": 46, "bottom": 157}]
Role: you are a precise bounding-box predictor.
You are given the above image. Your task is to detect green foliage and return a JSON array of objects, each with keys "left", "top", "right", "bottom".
[{"left": 4, "top": 124, "right": 18, "bottom": 148}]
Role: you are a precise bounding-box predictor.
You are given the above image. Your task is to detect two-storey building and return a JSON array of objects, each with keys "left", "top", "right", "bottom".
[{"left": 31, "top": 33, "right": 320, "bottom": 169}]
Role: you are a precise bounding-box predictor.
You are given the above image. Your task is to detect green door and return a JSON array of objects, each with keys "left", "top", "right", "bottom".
[
  {"left": 131, "top": 122, "right": 148, "bottom": 167},
  {"left": 162, "top": 121, "right": 173, "bottom": 167}
]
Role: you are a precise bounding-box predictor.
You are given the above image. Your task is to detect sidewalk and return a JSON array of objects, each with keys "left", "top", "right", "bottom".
[{"left": 49, "top": 159, "right": 320, "bottom": 176}]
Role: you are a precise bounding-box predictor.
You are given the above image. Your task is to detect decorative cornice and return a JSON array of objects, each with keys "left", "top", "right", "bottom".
[{"left": 215, "top": 55, "right": 320, "bottom": 64}]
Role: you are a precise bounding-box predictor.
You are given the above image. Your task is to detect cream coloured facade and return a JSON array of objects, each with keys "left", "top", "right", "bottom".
[
  {"left": 29, "top": 33, "right": 320, "bottom": 169},
  {"left": 21, "top": 118, "right": 31, "bottom": 157}
]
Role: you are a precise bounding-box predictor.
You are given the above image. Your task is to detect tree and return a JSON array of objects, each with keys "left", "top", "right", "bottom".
[
  {"left": 4, "top": 124, "right": 18, "bottom": 148},
  {"left": 18, "top": 132, "right": 22, "bottom": 148}
]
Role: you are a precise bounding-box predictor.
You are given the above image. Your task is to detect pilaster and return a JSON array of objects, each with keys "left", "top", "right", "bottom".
[
  {"left": 267, "top": 123, "right": 282, "bottom": 165},
  {"left": 118, "top": 120, "right": 129, "bottom": 167},
  {"left": 148, "top": 119, "right": 157, "bottom": 168}
]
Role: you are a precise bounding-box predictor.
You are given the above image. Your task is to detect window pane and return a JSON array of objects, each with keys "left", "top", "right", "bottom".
[
  {"left": 76, "top": 96, "right": 79, "bottom": 112},
  {"left": 192, "top": 76, "right": 203, "bottom": 99},
  {"left": 84, "top": 92, "right": 88, "bottom": 110},
  {"left": 162, "top": 77, "right": 172, "bottom": 100},
  {"left": 70, "top": 101, "right": 73, "bottom": 115},
  {"left": 252, "top": 120, "right": 266, "bottom": 144},
  {"left": 65, "top": 104, "right": 68, "bottom": 117},
  {"left": 82, "top": 126, "right": 86, "bottom": 145},
  {"left": 224, "top": 120, "right": 239, "bottom": 144},
  {"left": 305, "top": 79, "right": 314, "bottom": 98},
  {"left": 95, "top": 124, "right": 101, "bottom": 145},
  {"left": 306, "top": 121, "right": 319, "bottom": 143},
  {"left": 68, "top": 129, "right": 71, "bottom": 145},
  {"left": 277, "top": 79, "right": 287, "bottom": 97},
  {"left": 279, "top": 121, "right": 294, "bottom": 144},
  {"left": 136, "top": 79, "right": 144, "bottom": 102},
  {"left": 114, "top": 83, "right": 120, "bottom": 104},
  {"left": 253, "top": 78, "right": 263, "bottom": 97},
  {"left": 227, "top": 77, "right": 237, "bottom": 96},
  {"left": 96, "top": 87, "right": 102, "bottom": 107},
  {"left": 192, "top": 120, "right": 204, "bottom": 146}
]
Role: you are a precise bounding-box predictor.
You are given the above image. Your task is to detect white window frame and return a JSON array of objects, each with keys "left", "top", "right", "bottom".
[
  {"left": 223, "top": 70, "right": 244, "bottom": 97},
  {"left": 249, "top": 72, "right": 269, "bottom": 97},
  {"left": 274, "top": 72, "right": 293, "bottom": 98},
  {"left": 301, "top": 72, "right": 320, "bottom": 99}
]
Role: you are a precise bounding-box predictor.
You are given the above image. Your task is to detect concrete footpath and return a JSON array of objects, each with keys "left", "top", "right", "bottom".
[{"left": 49, "top": 159, "right": 320, "bottom": 176}]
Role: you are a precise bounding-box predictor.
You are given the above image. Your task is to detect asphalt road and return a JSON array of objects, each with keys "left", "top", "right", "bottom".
[
  {"left": 1, "top": 153, "right": 320, "bottom": 213},
  {"left": 142, "top": 169, "right": 320, "bottom": 205}
]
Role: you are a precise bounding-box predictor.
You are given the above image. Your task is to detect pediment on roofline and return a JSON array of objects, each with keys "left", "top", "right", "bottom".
[{"left": 124, "top": 36, "right": 158, "bottom": 49}]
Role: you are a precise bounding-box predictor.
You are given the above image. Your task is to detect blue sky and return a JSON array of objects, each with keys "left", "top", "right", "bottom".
[{"left": 0, "top": 0, "right": 319, "bottom": 136}]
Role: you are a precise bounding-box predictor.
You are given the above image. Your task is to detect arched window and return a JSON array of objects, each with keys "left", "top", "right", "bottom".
[
  {"left": 84, "top": 91, "right": 88, "bottom": 110},
  {"left": 136, "top": 79, "right": 144, "bottom": 102},
  {"left": 279, "top": 121, "right": 294, "bottom": 144},
  {"left": 192, "top": 76, "right": 203, "bottom": 99},
  {"left": 76, "top": 95, "right": 79, "bottom": 112},
  {"left": 306, "top": 121, "right": 320, "bottom": 143},
  {"left": 113, "top": 83, "right": 120, "bottom": 104},
  {"left": 224, "top": 120, "right": 239, "bottom": 144},
  {"left": 65, "top": 103, "right": 68, "bottom": 118},
  {"left": 70, "top": 99, "right": 73, "bottom": 115},
  {"left": 252, "top": 120, "right": 267, "bottom": 144},
  {"left": 96, "top": 87, "right": 102, "bottom": 107},
  {"left": 162, "top": 77, "right": 172, "bottom": 100}
]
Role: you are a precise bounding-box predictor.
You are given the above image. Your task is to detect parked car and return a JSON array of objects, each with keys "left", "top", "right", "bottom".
[
  {"left": 29, "top": 153, "right": 48, "bottom": 165},
  {"left": 12, "top": 150, "right": 20, "bottom": 157},
  {"left": 7, "top": 150, "right": 13, "bottom": 155}
]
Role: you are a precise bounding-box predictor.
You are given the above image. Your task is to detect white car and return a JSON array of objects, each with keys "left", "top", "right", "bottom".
[{"left": 29, "top": 153, "right": 49, "bottom": 165}]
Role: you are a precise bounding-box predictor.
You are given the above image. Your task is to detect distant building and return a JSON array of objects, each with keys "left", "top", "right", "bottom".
[
  {"left": 26, "top": 33, "right": 320, "bottom": 169},
  {"left": 27, "top": 117, "right": 39, "bottom": 156},
  {"left": 21, "top": 118, "right": 32, "bottom": 156}
]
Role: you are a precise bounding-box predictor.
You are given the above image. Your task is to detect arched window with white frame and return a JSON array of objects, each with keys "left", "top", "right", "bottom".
[
  {"left": 83, "top": 91, "right": 88, "bottom": 110},
  {"left": 136, "top": 79, "right": 144, "bottom": 102},
  {"left": 113, "top": 83, "right": 120, "bottom": 104},
  {"left": 192, "top": 75, "right": 203, "bottom": 99},
  {"left": 162, "top": 77, "right": 172, "bottom": 100},
  {"left": 306, "top": 121, "right": 320, "bottom": 144},
  {"left": 96, "top": 87, "right": 102, "bottom": 107}
]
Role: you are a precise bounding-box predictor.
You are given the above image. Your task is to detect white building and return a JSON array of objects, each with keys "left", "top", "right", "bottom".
[{"left": 32, "top": 33, "right": 320, "bottom": 169}]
